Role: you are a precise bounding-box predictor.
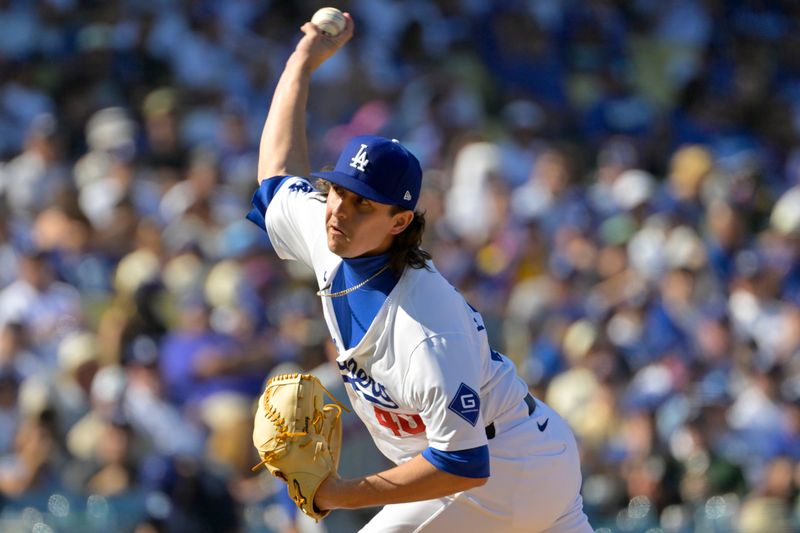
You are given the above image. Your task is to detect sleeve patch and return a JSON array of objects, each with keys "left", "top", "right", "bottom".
[
  {"left": 447, "top": 383, "right": 481, "bottom": 426},
  {"left": 286, "top": 181, "right": 314, "bottom": 194}
]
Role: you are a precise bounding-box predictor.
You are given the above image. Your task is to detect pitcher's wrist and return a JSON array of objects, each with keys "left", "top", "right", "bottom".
[{"left": 314, "top": 475, "right": 340, "bottom": 510}]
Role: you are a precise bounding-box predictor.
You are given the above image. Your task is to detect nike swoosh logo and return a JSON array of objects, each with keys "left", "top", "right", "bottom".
[{"left": 537, "top": 418, "right": 549, "bottom": 432}]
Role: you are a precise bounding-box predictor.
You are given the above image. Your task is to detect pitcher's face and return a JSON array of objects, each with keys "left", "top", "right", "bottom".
[{"left": 325, "top": 185, "right": 411, "bottom": 258}]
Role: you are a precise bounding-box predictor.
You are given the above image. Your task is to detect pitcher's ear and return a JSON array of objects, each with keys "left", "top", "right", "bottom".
[{"left": 389, "top": 211, "right": 414, "bottom": 235}]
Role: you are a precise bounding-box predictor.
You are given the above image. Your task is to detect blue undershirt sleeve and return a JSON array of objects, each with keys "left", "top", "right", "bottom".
[
  {"left": 246, "top": 176, "right": 293, "bottom": 232},
  {"left": 421, "top": 445, "right": 490, "bottom": 479}
]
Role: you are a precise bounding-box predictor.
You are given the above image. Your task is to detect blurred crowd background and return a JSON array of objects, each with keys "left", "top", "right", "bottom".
[{"left": 1, "top": 0, "right": 800, "bottom": 532}]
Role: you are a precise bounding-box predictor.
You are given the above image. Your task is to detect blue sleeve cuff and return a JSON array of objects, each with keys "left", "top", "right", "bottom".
[
  {"left": 422, "top": 445, "right": 490, "bottom": 479},
  {"left": 246, "top": 176, "right": 293, "bottom": 232}
]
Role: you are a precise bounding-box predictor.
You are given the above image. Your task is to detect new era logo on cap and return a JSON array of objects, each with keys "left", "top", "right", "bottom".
[{"left": 312, "top": 135, "right": 422, "bottom": 210}]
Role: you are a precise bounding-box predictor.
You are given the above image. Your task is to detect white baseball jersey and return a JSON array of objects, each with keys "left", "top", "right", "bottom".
[
  {"left": 255, "top": 176, "right": 592, "bottom": 532},
  {"left": 262, "top": 176, "right": 528, "bottom": 464}
]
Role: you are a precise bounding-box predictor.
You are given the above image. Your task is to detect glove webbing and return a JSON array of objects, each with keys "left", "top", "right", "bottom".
[{"left": 251, "top": 373, "right": 349, "bottom": 472}]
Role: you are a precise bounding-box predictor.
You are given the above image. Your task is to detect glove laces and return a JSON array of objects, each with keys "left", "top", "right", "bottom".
[{"left": 251, "top": 373, "right": 349, "bottom": 472}]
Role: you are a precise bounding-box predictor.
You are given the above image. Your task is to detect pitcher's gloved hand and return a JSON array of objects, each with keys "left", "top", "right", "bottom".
[{"left": 252, "top": 373, "right": 346, "bottom": 521}]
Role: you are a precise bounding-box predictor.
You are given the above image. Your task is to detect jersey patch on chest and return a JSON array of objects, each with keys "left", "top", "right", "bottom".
[{"left": 448, "top": 383, "right": 481, "bottom": 426}]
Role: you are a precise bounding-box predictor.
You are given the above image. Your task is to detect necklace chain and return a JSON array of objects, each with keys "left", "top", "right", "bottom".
[{"left": 316, "top": 264, "right": 390, "bottom": 298}]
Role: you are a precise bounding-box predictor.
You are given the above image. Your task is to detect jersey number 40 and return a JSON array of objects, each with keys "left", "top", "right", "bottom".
[{"left": 374, "top": 406, "right": 426, "bottom": 437}]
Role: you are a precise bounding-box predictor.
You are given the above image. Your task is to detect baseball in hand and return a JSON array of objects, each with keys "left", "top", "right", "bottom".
[{"left": 311, "top": 7, "right": 346, "bottom": 37}]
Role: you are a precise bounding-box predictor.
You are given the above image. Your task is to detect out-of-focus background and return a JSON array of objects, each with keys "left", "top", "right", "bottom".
[{"left": 0, "top": 0, "right": 799, "bottom": 532}]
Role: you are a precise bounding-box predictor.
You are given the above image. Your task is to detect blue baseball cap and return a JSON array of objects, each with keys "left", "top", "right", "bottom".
[{"left": 312, "top": 135, "right": 422, "bottom": 210}]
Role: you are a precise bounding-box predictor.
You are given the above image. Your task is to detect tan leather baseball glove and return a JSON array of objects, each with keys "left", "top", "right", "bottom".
[{"left": 252, "top": 373, "right": 346, "bottom": 521}]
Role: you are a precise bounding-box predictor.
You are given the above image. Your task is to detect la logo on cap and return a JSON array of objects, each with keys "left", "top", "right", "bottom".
[{"left": 350, "top": 144, "right": 369, "bottom": 171}]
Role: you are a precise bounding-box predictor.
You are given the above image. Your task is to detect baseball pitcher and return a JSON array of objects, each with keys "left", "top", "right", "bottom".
[{"left": 248, "top": 11, "right": 592, "bottom": 533}]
